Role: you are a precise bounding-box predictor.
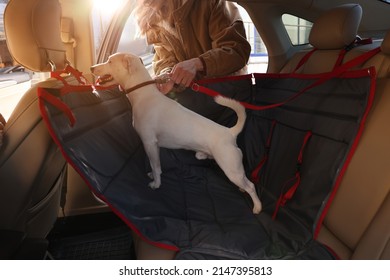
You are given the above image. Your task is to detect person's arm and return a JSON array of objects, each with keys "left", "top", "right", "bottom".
[
  {"left": 198, "top": 1, "right": 251, "bottom": 77},
  {"left": 167, "top": 1, "right": 251, "bottom": 89},
  {"left": 152, "top": 44, "right": 178, "bottom": 76},
  {"left": 153, "top": 1, "right": 251, "bottom": 93}
]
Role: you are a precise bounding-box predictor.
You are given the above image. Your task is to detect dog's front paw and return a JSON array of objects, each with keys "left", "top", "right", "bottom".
[
  {"left": 252, "top": 201, "right": 262, "bottom": 214},
  {"left": 148, "top": 180, "right": 161, "bottom": 190},
  {"left": 147, "top": 171, "right": 161, "bottom": 190},
  {"left": 195, "top": 151, "right": 208, "bottom": 160}
]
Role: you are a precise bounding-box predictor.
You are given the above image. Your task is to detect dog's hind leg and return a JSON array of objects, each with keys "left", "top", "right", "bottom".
[
  {"left": 228, "top": 172, "right": 262, "bottom": 214},
  {"left": 144, "top": 142, "right": 162, "bottom": 190},
  {"left": 214, "top": 146, "right": 262, "bottom": 214},
  {"left": 228, "top": 171, "right": 262, "bottom": 214}
]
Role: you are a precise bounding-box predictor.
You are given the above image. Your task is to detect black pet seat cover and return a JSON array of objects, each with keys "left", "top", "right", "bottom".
[{"left": 38, "top": 65, "right": 376, "bottom": 259}]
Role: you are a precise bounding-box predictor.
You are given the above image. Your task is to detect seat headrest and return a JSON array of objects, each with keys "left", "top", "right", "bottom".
[
  {"left": 309, "top": 4, "right": 362, "bottom": 50},
  {"left": 381, "top": 30, "right": 390, "bottom": 55},
  {"left": 4, "top": 0, "right": 67, "bottom": 72}
]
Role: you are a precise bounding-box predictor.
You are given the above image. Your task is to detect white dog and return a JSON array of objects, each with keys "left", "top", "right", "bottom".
[{"left": 91, "top": 53, "right": 261, "bottom": 214}]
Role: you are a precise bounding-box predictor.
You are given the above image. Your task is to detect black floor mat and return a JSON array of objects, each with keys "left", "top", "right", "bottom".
[
  {"left": 47, "top": 213, "right": 135, "bottom": 260},
  {"left": 48, "top": 226, "right": 134, "bottom": 260}
]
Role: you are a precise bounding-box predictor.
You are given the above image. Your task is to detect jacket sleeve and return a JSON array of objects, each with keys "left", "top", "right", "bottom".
[
  {"left": 145, "top": 26, "right": 182, "bottom": 76},
  {"left": 198, "top": 1, "right": 251, "bottom": 77},
  {"left": 152, "top": 44, "right": 177, "bottom": 75}
]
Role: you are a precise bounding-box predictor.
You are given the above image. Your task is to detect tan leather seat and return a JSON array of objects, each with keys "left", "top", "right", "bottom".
[
  {"left": 317, "top": 31, "right": 390, "bottom": 260},
  {"left": 279, "top": 4, "right": 390, "bottom": 259},
  {"left": 0, "top": 0, "right": 79, "bottom": 259}
]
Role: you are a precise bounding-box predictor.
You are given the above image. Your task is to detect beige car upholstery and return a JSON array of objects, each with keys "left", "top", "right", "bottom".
[
  {"left": 317, "top": 31, "right": 390, "bottom": 260},
  {"left": 0, "top": 0, "right": 79, "bottom": 258}
]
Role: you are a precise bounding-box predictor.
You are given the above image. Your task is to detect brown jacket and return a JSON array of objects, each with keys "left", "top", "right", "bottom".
[{"left": 145, "top": 0, "right": 251, "bottom": 78}]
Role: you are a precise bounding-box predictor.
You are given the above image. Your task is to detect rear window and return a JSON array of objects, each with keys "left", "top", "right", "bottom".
[
  {"left": 236, "top": 4, "right": 268, "bottom": 73},
  {"left": 282, "top": 14, "right": 313, "bottom": 45}
]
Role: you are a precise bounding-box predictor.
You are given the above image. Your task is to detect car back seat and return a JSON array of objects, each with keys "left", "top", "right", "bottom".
[
  {"left": 0, "top": 0, "right": 82, "bottom": 259},
  {"left": 279, "top": 3, "right": 389, "bottom": 259},
  {"left": 129, "top": 3, "right": 387, "bottom": 260}
]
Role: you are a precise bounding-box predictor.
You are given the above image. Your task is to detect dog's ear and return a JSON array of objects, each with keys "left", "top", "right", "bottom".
[{"left": 122, "top": 55, "right": 134, "bottom": 73}]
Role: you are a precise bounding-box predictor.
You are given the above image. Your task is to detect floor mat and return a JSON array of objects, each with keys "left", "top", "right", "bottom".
[{"left": 48, "top": 226, "right": 134, "bottom": 260}]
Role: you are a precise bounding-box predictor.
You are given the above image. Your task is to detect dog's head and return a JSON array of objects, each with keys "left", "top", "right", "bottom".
[{"left": 90, "top": 53, "right": 146, "bottom": 87}]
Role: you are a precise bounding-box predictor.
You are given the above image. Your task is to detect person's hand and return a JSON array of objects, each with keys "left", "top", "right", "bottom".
[
  {"left": 155, "top": 58, "right": 204, "bottom": 94},
  {"left": 170, "top": 58, "right": 204, "bottom": 88},
  {"left": 156, "top": 79, "right": 175, "bottom": 94},
  {"left": 154, "top": 72, "right": 173, "bottom": 94}
]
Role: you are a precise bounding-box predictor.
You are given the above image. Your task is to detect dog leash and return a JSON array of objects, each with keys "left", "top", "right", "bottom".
[
  {"left": 190, "top": 47, "right": 381, "bottom": 111},
  {"left": 127, "top": 45, "right": 378, "bottom": 99}
]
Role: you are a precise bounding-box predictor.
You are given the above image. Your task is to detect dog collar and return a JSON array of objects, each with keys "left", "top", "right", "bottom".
[{"left": 124, "top": 80, "right": 157, "bottom": 94}]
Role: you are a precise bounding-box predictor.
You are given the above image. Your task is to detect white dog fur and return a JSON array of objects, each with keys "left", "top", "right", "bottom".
[{"left": 90, "top": 53, "right": 262, "bottom": 214}]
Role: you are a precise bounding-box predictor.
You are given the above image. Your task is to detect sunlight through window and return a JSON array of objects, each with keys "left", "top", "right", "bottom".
[
  {"left": 92, "top": 0, "right": 126, "bottom": 55},
  {"left": 92, "top": 0, "right": 125, "bottom": 15}
]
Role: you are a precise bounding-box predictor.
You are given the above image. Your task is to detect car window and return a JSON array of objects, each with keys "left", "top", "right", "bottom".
[
  {"left": 237, "top": 4, "right": 268, "bottom": 73},
  {"left": 282, "top": 14, "right": 313, "bottom": 45},
  {"left": 92, "top": 0, "right": 128, "bottom": 57},
  {"left": 92, "top": 0, "right": 156, "bottom": 71},
  {"left": 115, "top": 2, "right": 154, "bottom": 71}
]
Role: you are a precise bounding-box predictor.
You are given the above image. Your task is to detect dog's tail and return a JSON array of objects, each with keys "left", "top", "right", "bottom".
[{"left": 214, "top": 95, "right": 246, "bottom": 137}]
